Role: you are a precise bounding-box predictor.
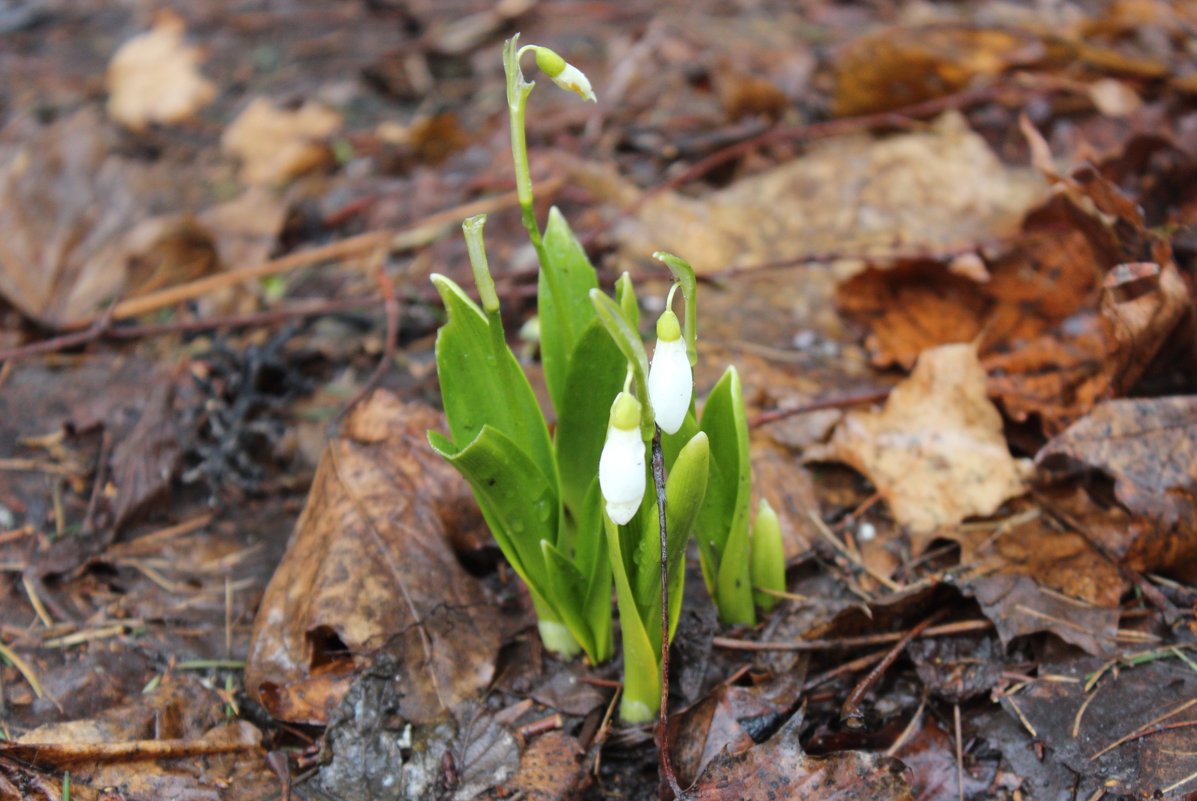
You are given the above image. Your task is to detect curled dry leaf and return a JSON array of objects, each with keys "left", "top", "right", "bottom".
[
  {"left": 1037, "top": 396, "right": 1197, "bottom": 578},
  {"left": 222, "top": 97, "right": 342, "bottom": 186},
  {"left": 810, "top": 343, "right": 1029, "bottom": 535},
  {"left": 106, "top": 10, "right": 216, "bottom": 132},
  {"left": 688, "top": 708, "right": 915, "bottom": 801},
  {"left": 245, "top": 393, "right": 501, "bottom": 725}
]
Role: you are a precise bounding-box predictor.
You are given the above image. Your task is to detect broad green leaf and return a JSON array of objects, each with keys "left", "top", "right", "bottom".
[
  {"left": 634, "top": 432, "right": 710, "bottom": 651},
  {"left": 538, "top": 208, "right": 599, "bottom": 414},
  {"left": 432, "top": 274, "right": 555, "bottom": 484},
  {"left": 429, "top": 425, "right": 555, "bottom": 599},
  {"left": 604, "top": 513, "right": 659, "bottom": 723},
  {"left": 542, "top": 540, "right": 597, "bottom": 661},
  {"left": 751, "top": 499, "right": 785, "bottom": 612},
  {"left": 555, "top": 320, "right": 627, "bottom": 514},
  {"left": 698, "top": 366, "right": 755, "bottom": 625}
]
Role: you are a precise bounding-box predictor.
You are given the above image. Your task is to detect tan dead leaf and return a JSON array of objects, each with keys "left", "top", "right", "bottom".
[
  {"left": 245, "top": 393, "right": 501, "bottom": 725},
  {"left": 106, "top": 11, "right": 216, "bottom": 131},
  {"left": 832, "top": 25, "right": 1044, "bottom": 117},
  {"left": 811, "top": 343, "right": 1029, "bottom": 534},
  {"left": 1037, "top": 397, "right": 1197, "bottom": 578},
  {"left": 0, "top": 109, "right": 159, "bottom": 327},
  {"left": 581, "top": 112, "right": 1042, "bottom": 274},
  {"left": 222, "top": 97, "right": 342, "bottom": 186}
]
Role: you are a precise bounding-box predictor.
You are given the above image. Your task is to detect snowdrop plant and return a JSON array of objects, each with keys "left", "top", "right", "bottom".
[
  {"left": 429, "top": 35, "right": 785, "bottom": 723},
  {"left": 428, "top": 38, "right": 619, "bottom": 663}
]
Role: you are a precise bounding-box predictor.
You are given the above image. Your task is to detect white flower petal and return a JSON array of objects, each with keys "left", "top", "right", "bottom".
[
  {"left": 599, "top": 425, "right": 645, "bottom": 524},
  {"left": 551, "top": 63, "right": 596, "bottom": 102},
  {"left": 648, "top": 337, "right": 692, "bottom": 435}
]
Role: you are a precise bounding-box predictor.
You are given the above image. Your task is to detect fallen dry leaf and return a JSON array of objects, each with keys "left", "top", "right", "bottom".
[
  {"left": 106, "top": 11, "right": 216, "bottom": 132},
  {"left": 0, "top": 109, "right": 152, "bottom": 327},
  {"left": 1037, "top": 396, "right": 1197, "bottom": 578},
  {"left": 584, "top": 112, "right": 1042, "bottom": 274},
  {"left": 245, "top": 392, "right": 501, "bottom": 725},
  {"left": 964, "top": 572, "right": 1119, "bottom": 654},
  {"left": 954, "top": 512, "right": 1126, "bottom": 609},
  {"left": 688, "top": 708, "right": 915, "bottom": 800},
  {"left": 811, "top": 343, "right": 1029, "bottom": 535},
  {"left": 832, "top": 25, "right": 1043, "bottom": 117},
  {"left": 222, "top": 97, "right": 342, "bottom": 186}
]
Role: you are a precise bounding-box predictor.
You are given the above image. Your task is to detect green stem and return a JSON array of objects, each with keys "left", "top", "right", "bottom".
[{"left": 505, "top": 37, "right": 547, "bottom": 264}]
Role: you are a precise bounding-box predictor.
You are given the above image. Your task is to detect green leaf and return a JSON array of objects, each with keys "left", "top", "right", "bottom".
[
  {"left": 604, "top": 513, "right": 659, "bottom": 723},
  {"left": 576, "top": 480, "right": 613, "bottom": 663},
  {"left": 634, "top": 432, "right": 710, "bottom": 651},
  {"left": 432, "top": 274, "right": 555, "bottom": 486},
  {"left": 538, "top": 208, "right": 599, "bottom": 414},
  {"left": 615, "top": 272, "right": 640, "bottom": 331},
  {"left": 555, "top": 320, "right": 627, "bottom": 514},
  {"left": 429, "top": 425, "right": 555, "bottom": 600},
  {"left": 542, "top": 540, "right": 597, "bottom": 661},
  {"left": 698, "top": 366, "right": 754, "bottom": 626},
  {"left": 589, "top": 289, "right": 653, "bottom": 436},
  {"left": 751, "top": 499, "right": 785, "bottom": 612}
]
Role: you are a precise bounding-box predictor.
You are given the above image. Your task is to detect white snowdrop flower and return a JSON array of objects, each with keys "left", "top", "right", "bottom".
[
  {"left": 647, "top": 309, "right": 692, "bottom": 435},
  {"left": 533, "top": 46, "right": 597, "bottom": 103},
  {"left": 599, "top": 392, "right": 645, "bottom": 525}
]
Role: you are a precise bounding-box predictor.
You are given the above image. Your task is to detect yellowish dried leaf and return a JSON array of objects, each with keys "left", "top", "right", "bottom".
[
  {"left": 222, "top": 98, "right": 342, "bottom": 185},
  {"left": 106, "top": 11, "right": 216, "bottom": 131},
  {"left": 813, "top": 343, "right": 1029, "bottom": 534}
]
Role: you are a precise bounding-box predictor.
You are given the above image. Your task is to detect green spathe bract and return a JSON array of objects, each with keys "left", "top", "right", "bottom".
[{"left": 751, "top": 498, "right": 785, "bottom": 611}]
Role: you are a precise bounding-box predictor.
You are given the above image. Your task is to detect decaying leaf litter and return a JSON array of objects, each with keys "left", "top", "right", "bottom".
[{"left": 1, "top": 1, "right": 1196, "bottom": 799}]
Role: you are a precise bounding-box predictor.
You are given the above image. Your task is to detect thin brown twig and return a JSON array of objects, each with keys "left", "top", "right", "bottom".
[
  {"left": 840, "top": 609, "right": 947, "bottom": 727},
  {"left": 711, "top": 618, "right": 993, "bottom": 652},
  {"left": 98, "top": 230, "right": 391, "bottom": 326},
  {"left": 748, "top": 388, "right": 891, "bottom": 429},
  {"left": 0, "top": 296, "right": 381, "bottom": 364},
  {"left": 954, "top": 703, "right": 965, "bottom": 801},
  {"left": 804, "top": 648, "right": 889, "bottom": 691},
  {"left": 1090, "top": 697, "right": 1197, "bottom": 760}
]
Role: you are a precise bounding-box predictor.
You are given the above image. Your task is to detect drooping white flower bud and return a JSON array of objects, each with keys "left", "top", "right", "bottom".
[
  {"left": 647, "top": 309, "right": 692, "bottom": 435},
  {"left": 599, "top": 392, "right": 645, "bottom": 525},
  {"left": 533, "top": 46, "right": 597, "bottom": 102}
]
